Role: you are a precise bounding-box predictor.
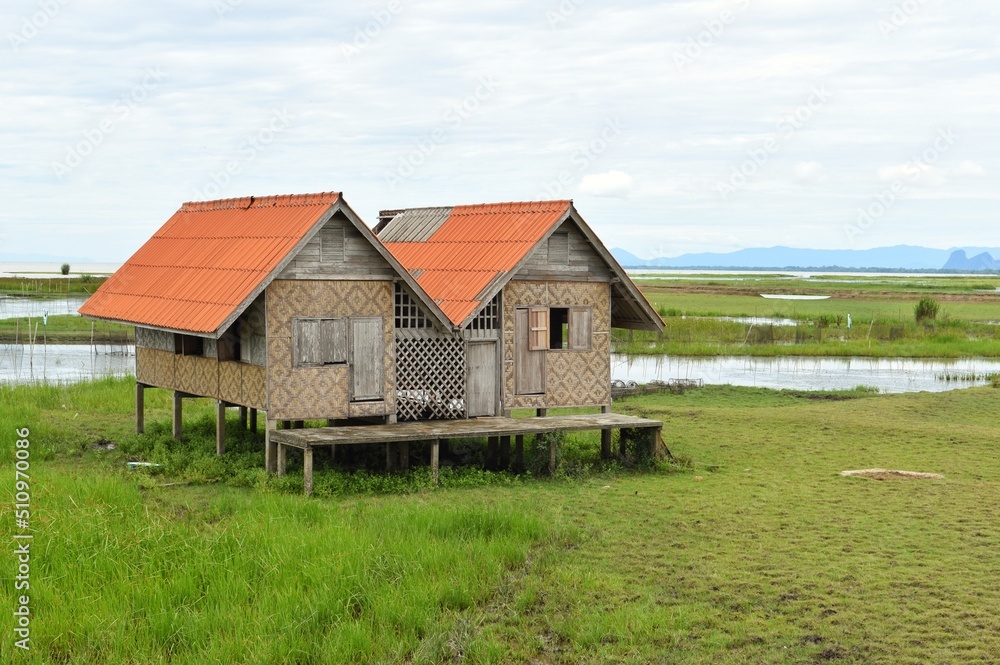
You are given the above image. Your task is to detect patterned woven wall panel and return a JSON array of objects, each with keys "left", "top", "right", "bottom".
[
  {"left": 267, "top": 280, "right": 394, "bottom": 420},
  {"left": 154, "top": 350, "right": 176, "bottom": 390},
  {"left": 349, "top": 400, "right": 387, "bottom": 418},
  {"left": 243, "top": 365, "right": 267, "bottom": 410},
  {"left": 502, "top": 281, "right": 611, "bottom": 409},
  {"left": 219, "top": 362, "right": 242, "bottom": 404},
  {"left": 136, "top": 347, "right": 156, "bottom": 385}
]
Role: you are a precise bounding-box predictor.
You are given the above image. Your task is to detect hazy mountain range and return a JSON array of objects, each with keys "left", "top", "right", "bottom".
[{"left": 611, "top": 245, "right": 1000, "bottom": 272}]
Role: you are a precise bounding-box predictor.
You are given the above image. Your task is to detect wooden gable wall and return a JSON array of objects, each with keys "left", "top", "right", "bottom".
[
  {"left": 514, "top": 220, "right": 611, "bottom": 282},
  {"left": 278, "top": 211, "right": 395, "bottom": 281}
]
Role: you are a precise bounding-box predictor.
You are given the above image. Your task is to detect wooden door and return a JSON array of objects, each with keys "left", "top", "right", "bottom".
[
  {"left": 350, "top": 317, "right": 384, "bottom": 401},
  {"left": 467, "top": 342, "right": 497, "bottom": 417},
  {"left": 515, "top": 308, "right": 546, "bottom": 395}
]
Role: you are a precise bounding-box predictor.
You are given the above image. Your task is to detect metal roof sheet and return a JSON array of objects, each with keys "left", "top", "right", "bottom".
[
  {"left": 377, "top": 207, "right": 453, "bottom": 242},
  {"left": 380, "top": 200, "right": 572, "bottom": 327},
  {"left": 79, "top": 192, "right": 341, "bottom": 334}
]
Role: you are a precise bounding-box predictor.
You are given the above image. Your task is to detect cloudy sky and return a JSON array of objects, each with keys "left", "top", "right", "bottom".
[{"left": 2, "top": 0, "right": 997, "bottom": 262}]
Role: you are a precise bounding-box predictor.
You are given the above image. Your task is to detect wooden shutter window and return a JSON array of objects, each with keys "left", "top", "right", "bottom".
[
  {"left": 320, "top": 318, "right": 348, "bottom": 364},
  {"left": 295, "top": 318, "right": 347, "bottom": 366},
  {"left": 548, "top": 232, "right": 569, "bottom": 265},
  {"left": 528, "top": 307, "right": 549, "bottom": 351},
  {"left": 569, "top": 307, "right": 593, "bottom": 351},
  {"left": 320, "top": 226, "right": 345, "bottom": 264},
  {"left": 295, "top": 319, "right": 321, "bottom": 365}
]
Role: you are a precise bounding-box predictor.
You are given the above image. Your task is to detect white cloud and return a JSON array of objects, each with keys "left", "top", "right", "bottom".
[
  {"left": 579, "top": 170, "right": 635, "bottom": 198},
  {"left": 877, "top": 163, "right": 948, "bottom": 188},
  {"left": 954, "top": 160, "right": 986, "bottom": 177},
  {"left": 794, "top": 161, "right": 825, "bottom": 183},
  {"left": 1, "top": 1, "right": 999, "bottom": 259}
]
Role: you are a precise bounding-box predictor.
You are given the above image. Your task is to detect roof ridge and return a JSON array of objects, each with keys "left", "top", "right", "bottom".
[{"left": 180, "top": 191, "right": 341, "bottom": 213}]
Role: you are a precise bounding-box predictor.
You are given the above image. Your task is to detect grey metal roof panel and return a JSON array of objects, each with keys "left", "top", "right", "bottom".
[{"left": 378, "top": 206, "right": 453, "bottom": 242}]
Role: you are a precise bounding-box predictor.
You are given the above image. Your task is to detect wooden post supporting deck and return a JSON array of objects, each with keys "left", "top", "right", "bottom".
[
  {"left": 499, "top": 436, "right": 511, "bottom": 470},
  {"left": 249, "top": 408, "right": 257, "bottom": 433},
  {"left": 172, "top": 392, "right": 183, "bottom": 441},
  {"left": 487, "top": 436, "right": 499, "bottom": 470},
  {"left": 135, "top": 382, "right": 145, "bottom": 434},
  {"left": 215, "top": 401, "right": 226, "bottom": 456},
  {"left": 386, "top": 442, "right": 397, "bottom": 472},
  {"left": 265, "top": 419, "right": 278, "bottom": 473},
  {"left": 239, "top": 406, "right": 248, "bottom": 431},
  {"left": 549, "top": 435, "right": 558, "bottom": 474},
  {"left": 431, "top": 439, "right": 442, "bottom": 485},
  {"left": 400, "top": 442, "right": 410, "bottom": 471},
  {"left": 537, "top": 408, "right": 548, "bottom": 417},
  {"left": 601, "top": 405, "right": 613, "bottom": 459},
  {"left": 277, "top": 443, "right": 287, "bottom": 477},
  {"left": 303, "top": 447, "right": 314, "bottom": 496},
  {"left": 515, "top": 435, "right": 524, "bottom": 473},
  {"left": 650, "top": 427, "right": 662, "bottom": 458}
]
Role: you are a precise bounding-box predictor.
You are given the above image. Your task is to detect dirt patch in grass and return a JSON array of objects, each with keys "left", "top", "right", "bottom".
[{"left": 840, "top": 468, "right": 944, "bottom": 480}]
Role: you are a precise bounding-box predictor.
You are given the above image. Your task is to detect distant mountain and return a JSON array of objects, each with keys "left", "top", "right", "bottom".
[
  {"left": 612, "top": 245, "right": 1000, "bottom": 272},
  {"left": 943, "top": 250, "right": 1000, "bottom": 271}
]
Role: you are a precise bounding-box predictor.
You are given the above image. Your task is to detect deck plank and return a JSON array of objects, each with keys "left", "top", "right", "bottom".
[{"left": 270, "top": 414, "right": 662, "bottom": 450}]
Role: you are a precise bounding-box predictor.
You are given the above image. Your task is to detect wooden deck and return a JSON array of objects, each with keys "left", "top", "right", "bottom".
[{"left": 269, "top": 413, "right": 663, "bottom": 495}]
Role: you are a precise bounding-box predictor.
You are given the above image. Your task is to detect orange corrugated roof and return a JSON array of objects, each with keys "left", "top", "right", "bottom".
[
  {"left": 79, "top": 192, "right": 341, "bottom": 334},
  {"left": 382, "top": 200, "right": 572, "bottom": 326}
]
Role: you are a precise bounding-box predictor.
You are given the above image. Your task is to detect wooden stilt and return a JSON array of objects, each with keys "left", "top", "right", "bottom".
[
  {"left": 385, "top": 414, "right": 397, "bottom": 424},
  {"left": 277, "top": 443, "right": 287, "bottom": 477},
  {"left": 249, "top": 408, "right": 257, "bottom": 433},
  {"left": 172, "top": 392, "right": 183, "bottom": 441},
  {"left": 135, "top": 382, "right": 145, "bottom": 434},
  {"left": 303, "top": 447, "right": 314, "bottom": 496},
  {"left": 499, "top": 436, "right": 511, "bottom": 470},
  {"left": 386, "top": 442, "right": 396, "bottom": 472},
  {"left": 619, "top": 427, "right": 629, "bottom": 458},
  {"left": 536, "top": 408, "right": 548, "bottom": 417},
  {"left": 650, "top": 427, "right": 661, "bottom": 458},
  {"left": 601, "top": 405, "right": 612, "bottom": 459},
  {"left": 400, "top": 441, "right": 410, "bottom": 471},
  {"left": 431, "top": 439, "right": 441, "bottom": 485},
  {"left": 326, "top": 419, "right": 336, "bottom": 427},
  {"left": 265, "top": 419, "right": 278, "bottom": 473},
  {"left": 294, "top": 420, "right": 304, "bottom": 429},
  {"left": 487, "top": 436, "right": 499, "bottom": 470},
  {"left": 515, "top": 435, "right": 524, "bottom": 473},
  {"left": 282, "top": 420, "right": 292, "bottom": 430},
  {"left": 239, "top": 406, "right": 248, "bottom": 431},
  {"left": 215, "top": 401, "right": 226, "bottom": 456},
  {"left": 548, "top": 435, "right": 558, "bottom": 474}
]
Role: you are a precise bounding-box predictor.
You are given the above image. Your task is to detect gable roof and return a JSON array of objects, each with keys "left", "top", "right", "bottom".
[
  {"left": 79, "top": 192, "right": 451, "bottom": 336},
  {"left": 377, "top": 200, "right": 664, "bottom": 331}
]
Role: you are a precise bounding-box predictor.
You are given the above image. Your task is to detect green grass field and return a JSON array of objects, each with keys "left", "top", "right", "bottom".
[
  {"left": 0, "top": 315, "right": 133, "bottom": 344},
  {"left": 621, "top": 274, "right": 1000, "bottom": 357},
  {"left": 3, "top": 378, "right": 1000, "bottom": 662}
]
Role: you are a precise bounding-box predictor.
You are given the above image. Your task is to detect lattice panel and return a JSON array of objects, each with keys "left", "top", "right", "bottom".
[{"left": 395, "top": 337, "right": 466, "bottom": 420}]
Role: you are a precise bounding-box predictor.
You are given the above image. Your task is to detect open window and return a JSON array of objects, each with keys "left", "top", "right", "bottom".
[
  {"left": 294, "top": 318, "right": 348, "bottom": 366},
  {"left": 217, "top": 321, "right": 241, "bottom": 362},
  {"left": 174, "top": 333, "right": 204, "bottom": 356},
  {"left": 526, "top": 306, "right": 592, "bottom": 351}
]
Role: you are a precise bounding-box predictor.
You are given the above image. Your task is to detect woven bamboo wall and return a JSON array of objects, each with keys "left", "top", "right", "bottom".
[
  {"left": 134, "top": 349, "right": 265, "bottom": 410},
  {"left": 502, "top": 281, "right": 611, "bottom": 409},
  {"left": 266, "top": 280, "right": 395, "bottom": 421}
]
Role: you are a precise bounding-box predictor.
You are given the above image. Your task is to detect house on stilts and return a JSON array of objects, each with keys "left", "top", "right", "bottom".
[{"left": 79, "top": 192, "right": 663, "bottom": 490}]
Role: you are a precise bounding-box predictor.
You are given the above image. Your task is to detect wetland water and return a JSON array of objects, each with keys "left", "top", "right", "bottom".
[
  {"left": 612, "top": 354, "right": 1000, "bottom": 394},
  {"left": 2, "top": 342, "right": 998, "bottom": 393}
]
